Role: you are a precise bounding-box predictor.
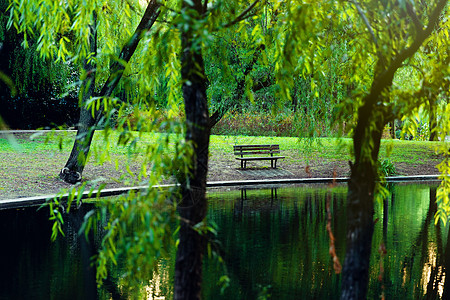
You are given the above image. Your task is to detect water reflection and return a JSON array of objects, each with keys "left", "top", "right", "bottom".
[
  {"left": 0, "top": 183, "right": 448, "bottom": 299},
  {"left": 0, "top": 205, "right": 100, "bottom": 300},
  {"left": 205, "top": 186, "right": 346, "bottom": 299},
  {"left": 206, "top": 183, "right": 448, "bottom": 299}
]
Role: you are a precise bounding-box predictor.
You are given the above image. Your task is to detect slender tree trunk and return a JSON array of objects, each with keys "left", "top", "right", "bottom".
[
  {"left": 59, "top": 12, "right": 98, "bottom": 183},
  {"left": 429, "top": 98, "right": 438, "bottom": 141},
  {"left": 292, "top": 83, "right": 299, "bottom": 113},
  {"left": 174, "top": 1, "right": 209, "bottom": 299},
  {"left": 60, "top": 1, "right": 161, "bottom": 183},
  {"left": 390, "top": 121, "right": 395, "bottom": 139}
]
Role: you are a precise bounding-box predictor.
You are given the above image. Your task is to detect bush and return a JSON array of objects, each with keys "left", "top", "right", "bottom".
[
  {"left": 211, "top": 109, "right": 343, "bottom": 137},
  {"left": 379, "top": 158, "right": 397, "bottom": 177},
  {"left": 211, "top": 110, "right": 297, "bottom": 137}
]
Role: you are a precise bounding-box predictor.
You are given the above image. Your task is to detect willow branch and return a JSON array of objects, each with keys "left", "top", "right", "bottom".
[
  {"left": 367, "top": 0, "right": 447, "bottom": 106},
  {"left": 223, "top": 0, "right": 260, "bottom": 28},
  {"left": 351, "top": 0, "right": 378, "bottom": 47},
  {"left": 406, "top": 1, "right": 424, "bottom": 34},
  {"left": 99, "top": 0, "right": 161, "bottom": 97}
]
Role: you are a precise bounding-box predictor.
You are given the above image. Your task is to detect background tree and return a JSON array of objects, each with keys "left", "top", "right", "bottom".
[
  {"left": 59, "top": 0, "right": 162, "bottom": 183},
  {"left": 8, "top": 0, "right": 268, "bottom": 298}
]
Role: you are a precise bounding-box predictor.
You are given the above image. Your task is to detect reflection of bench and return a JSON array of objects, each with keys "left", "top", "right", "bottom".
[
  {"left": 241, "top": 188, "right": 278, "bottom": 201},
  {"left": 233, "top": 144, "right": 285, "bottom": 169}
]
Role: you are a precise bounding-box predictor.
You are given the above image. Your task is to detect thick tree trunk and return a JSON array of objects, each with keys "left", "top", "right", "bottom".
[
  {"left": 174, "top": 1, "right": 209, "bottom": 299},
  {"left": 340, "top": 162, "right": 376, "bottom": 299},
  {"left": 60, "top": 1, "right": 161, "bottom": 183},
  {"left": 341, "top": 82, "right": 385, "bottom": 300},
  {"left": 341, "top": 115, "right": 383, "bottom": 299}
]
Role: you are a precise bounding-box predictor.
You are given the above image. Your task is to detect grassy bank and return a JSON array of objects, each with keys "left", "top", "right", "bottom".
[{"left": 0, "top": 131, "right": 443, "bottom": 198}]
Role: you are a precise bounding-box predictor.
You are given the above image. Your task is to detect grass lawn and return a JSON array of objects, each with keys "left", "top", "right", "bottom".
[{"left": 0, "top": 130, "right": 443, "bottom": 199}]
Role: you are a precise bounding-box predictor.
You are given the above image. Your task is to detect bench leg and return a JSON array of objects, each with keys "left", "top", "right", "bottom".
[
  {"left": 241, "top": 160, "right": 244, "bottom": 169},
  {"left": 271, "top": 159, "right": 274, "bottom": 168},
  {"left": 271, "top": 159, "right": 278, "bottom": 168}
]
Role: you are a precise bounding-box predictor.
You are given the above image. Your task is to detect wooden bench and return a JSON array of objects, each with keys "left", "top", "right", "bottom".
[{"left": 233, "top": 144, "right": 285, "bottom": 169}]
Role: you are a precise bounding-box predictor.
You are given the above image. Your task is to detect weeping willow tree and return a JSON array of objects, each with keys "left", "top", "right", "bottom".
[
  {"left": 274, "top": 0, "right": 450, "bottom": 299},
  {"left": 7, "top": 0, "right": 273, "bottom": 298}
]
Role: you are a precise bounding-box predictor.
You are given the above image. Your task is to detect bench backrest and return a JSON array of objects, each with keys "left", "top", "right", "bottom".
[{"left": 233, "top": 144, "right": 280, "bottom": 157}]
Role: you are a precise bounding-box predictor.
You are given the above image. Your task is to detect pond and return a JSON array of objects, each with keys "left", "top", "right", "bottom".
[{"left": 0, "top": 183, "right": 447, "bottom": 299}]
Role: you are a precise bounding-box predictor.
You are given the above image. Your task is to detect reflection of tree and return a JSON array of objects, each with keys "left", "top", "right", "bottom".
[
  {"left": 208, "top": 189, "right": 346, "bottom": 299},
  {"left": 441, "top": 220, "right": 450, "bottom": 299},
  {"left": 398, "top": 187, "right": 447, "bottom": 298},
  {"left": 0, "top": 205, "right": 126, "bottom": 299},
  {"left": 65, "top": 205, "right": 126, "bottom": 300},
  {"left": 423, "top": 188, "right": 444, "bottom": 299}
]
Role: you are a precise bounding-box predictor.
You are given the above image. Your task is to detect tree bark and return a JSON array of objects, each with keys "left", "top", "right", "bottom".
[
  {"left": 59, "top": 12, "right": 98, "bottom": 184},
  {"left": 60, "top": 1, "right": 161, "bottom": 183},
  {"left": 429, "top": 98, "right": 438, "bottom": 141},
  {"left": 174, "top": 1, "right": 209, "bottom": 299},
  {"left": 340, "top": 125, "right": 381, "bottom": 299},
  {"left": 390, "top": 121, "right": 395, "bottom": 139}
]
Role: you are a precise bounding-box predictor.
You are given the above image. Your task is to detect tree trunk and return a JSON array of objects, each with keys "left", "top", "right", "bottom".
[
  {"left": 340, "top": 162, "right": 376, "bottom": 299},
  {"left": 429, "top": 98, "right": 438, "bottom": 141},
  {"left": 390, "top": 121, "right": 395, "bottom": 139},
  {"left": 341, "top": 86, "right": 385, "bottom": 299},
  {"left": 174, "top": 1, "right": 209, "bottom": 299},
  {"left": 60, "top": 1, "right": 161, "bottom": 183},
  {"left": 340, "top": 5, "right": 446, "bottom": 291},
  {"left": 59, "top": 12, "right": 98, "bottom": 183}
]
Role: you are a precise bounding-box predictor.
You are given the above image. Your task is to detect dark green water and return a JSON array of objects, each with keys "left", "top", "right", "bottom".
[{"left": 0, "top": 183, "right": 447, "bottom": 299}]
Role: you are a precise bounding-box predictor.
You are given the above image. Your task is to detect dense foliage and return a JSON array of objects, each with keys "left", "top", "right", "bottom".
[{"left": 0, "top": 0, "right": 78, "bottom": 128}]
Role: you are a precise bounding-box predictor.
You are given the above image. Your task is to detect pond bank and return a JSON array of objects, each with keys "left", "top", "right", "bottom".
[{"left": 0, "top": 175, "right": 441, "bottom": 210}]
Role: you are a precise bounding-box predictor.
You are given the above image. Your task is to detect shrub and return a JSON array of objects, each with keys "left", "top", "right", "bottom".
[
  {"left": 378, "top": 158, "right": 397, "bottom": 177},
  {"left": 211, "top": 110, "right": 298, "bottom": 137}
]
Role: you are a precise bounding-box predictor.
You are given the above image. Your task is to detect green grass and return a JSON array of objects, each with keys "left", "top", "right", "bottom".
[{"left": 0, "top": 131, "right": 442, "bottom": 165}]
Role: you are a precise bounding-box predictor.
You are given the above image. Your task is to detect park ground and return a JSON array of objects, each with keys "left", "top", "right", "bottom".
[{"left": 0, "top": 131, "right": 443, "bottom": 199}]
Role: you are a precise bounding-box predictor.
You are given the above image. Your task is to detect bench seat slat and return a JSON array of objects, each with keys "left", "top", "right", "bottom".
[
  {"left": 235, "top": 156, "right": 285, "bottom": 161},
  {"left": 234, "top": 151, "right": 280, "bottom": 156},
  {"left": 234, "top": 149, "right": 279, "bottom": 153},
  {"left": 234, "top": 144, "right": 275, "bottom": 148},
  {"left": 234, "top": 145, "right": 279, "bottom": 149}
]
